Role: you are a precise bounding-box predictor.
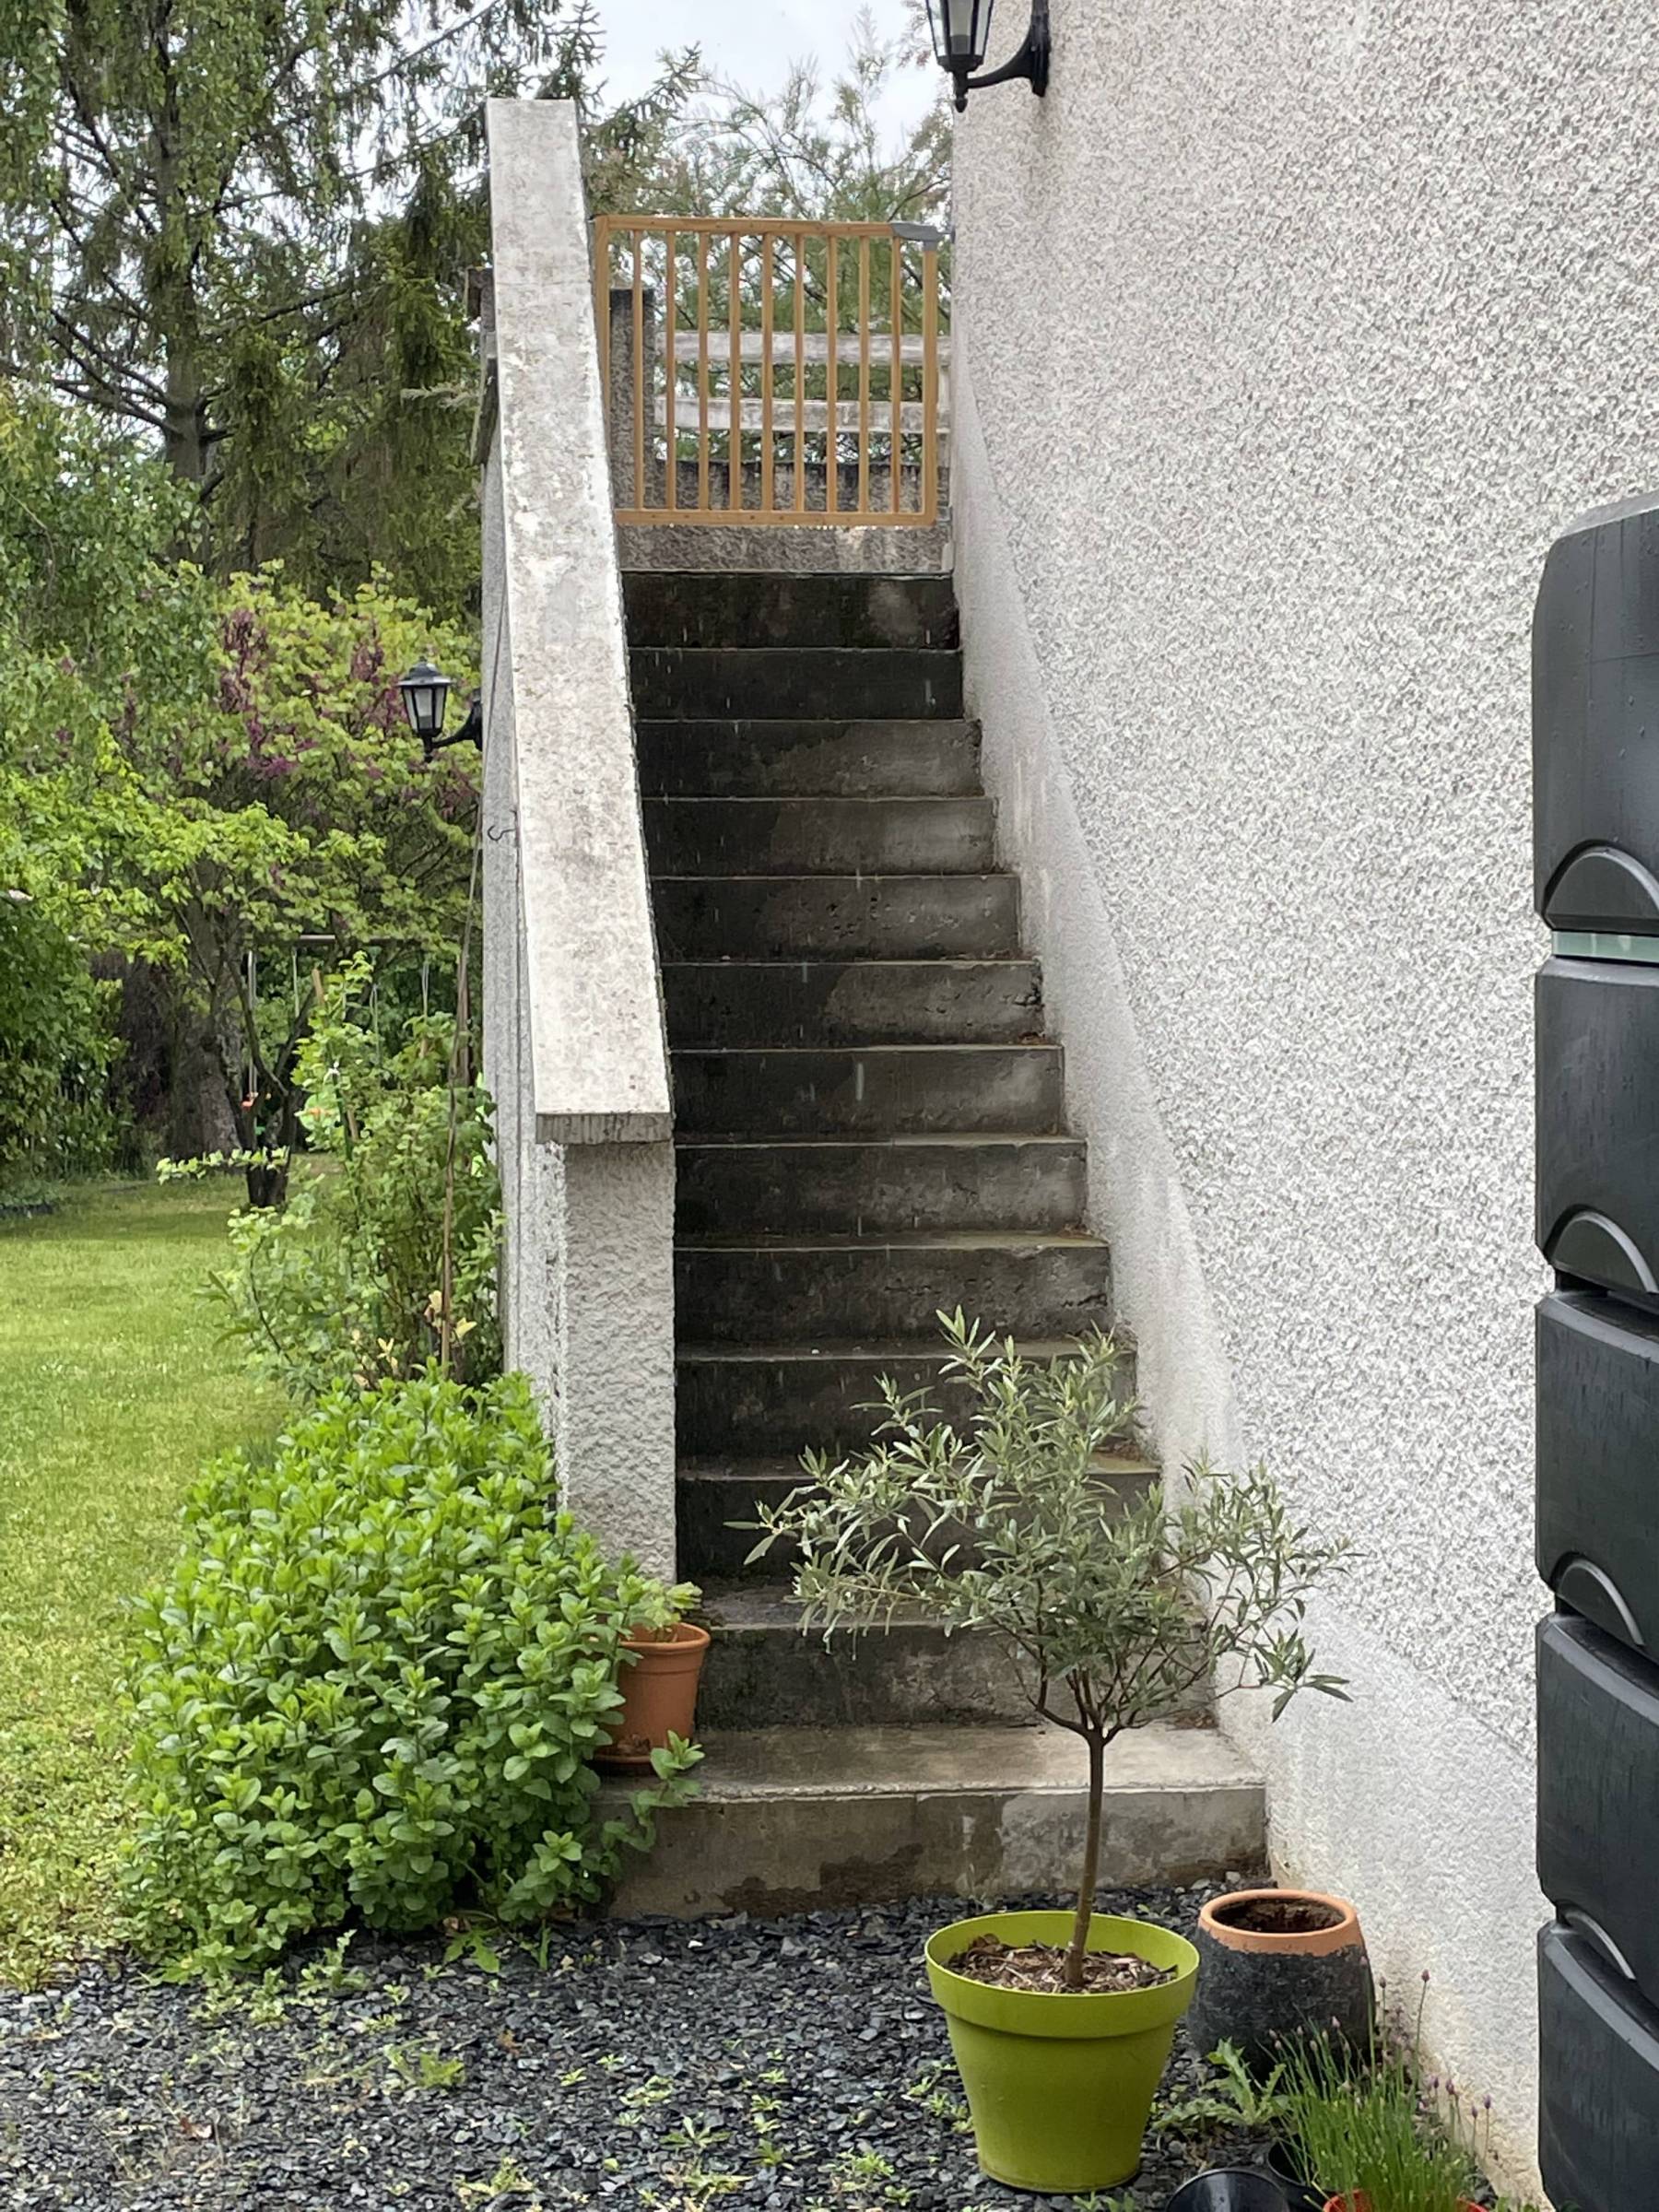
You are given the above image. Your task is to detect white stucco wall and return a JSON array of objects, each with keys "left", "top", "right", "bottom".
[{"left": 951, "top": 1, "right": 1659, "bottom": 2188}]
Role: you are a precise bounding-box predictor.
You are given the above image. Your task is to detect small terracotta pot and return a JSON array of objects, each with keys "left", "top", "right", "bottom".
[
  {"left": 1323, "top": 2199, "right": 1481, "bottom": 2212},
  {"left": 597, "top": 1620, "right": 710, "bottom": 1770},
  {"left": 1189, "top": 1888, "right": 1372, "bottom": 2070}
]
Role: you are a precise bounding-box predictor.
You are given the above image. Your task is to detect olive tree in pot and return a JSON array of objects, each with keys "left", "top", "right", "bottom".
[{"left": 752, "top": 1313, "right": 1350, "bottom": 2197}]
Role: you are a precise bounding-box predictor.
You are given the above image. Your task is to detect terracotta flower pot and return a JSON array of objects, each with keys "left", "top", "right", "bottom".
[
  {"left": 1323, "top": 2200, "right": 1481, "bottom": 2211},
  {"left": 597, "top": 1620, "right": 709, "bottom": 1770},
  {"left": 1188, "top": 1888, "right": 1372, "bottom": 2070}
]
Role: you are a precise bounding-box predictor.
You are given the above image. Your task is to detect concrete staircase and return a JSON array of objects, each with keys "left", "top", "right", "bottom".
[{"left": 609, "top": 569, "right": 1264, "bottom": 1913}]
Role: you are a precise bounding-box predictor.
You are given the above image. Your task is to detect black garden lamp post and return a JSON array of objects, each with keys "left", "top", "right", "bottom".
[
  {"left": 399, "top": 656, "right": 482, "bottom": 760},
  {"left": 926, "top": 0, "right": 1050, "bottom": 112}
]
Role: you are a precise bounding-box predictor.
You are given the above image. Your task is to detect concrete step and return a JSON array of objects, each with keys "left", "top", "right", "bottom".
[
  {"left": 671, "top": 1045, "right": 1063, "bottom": 1137},
  {"left": 662, "top": 959, "right": 1045, "bottom": 1049},
  {"left": 675, "top": 1135, "right": 1088, "bottom": 1234},
  {"left": 605, "top": 1723, "right": 1265, "bottom": 1917},
  {"left": 623, "top": 571, "right": 959, "bottom": 651},
  {"left": 677, "top": 1336, "right": 1135, "bottom": 1455},
  {"left": 630, "top": 646, "right": 964, "bottom": 722},
  {"left": 652, "top": 875, "right": 1020, "bottom": 959},
  {"left": 643, "top": 796, "right": 996, "bottom": 877},
  {"left": 695, "top": 1581, "right": 1030, "bottom": 1728},
  {"left": 636, "top": 718, "right": 982, "bottom": 798},
  {"left": 675, "top": 1230, "right": 1113, "bottom": 1345},
  {"left": 677, "top": 1453, "right": 1159, "bottom": 1580}
]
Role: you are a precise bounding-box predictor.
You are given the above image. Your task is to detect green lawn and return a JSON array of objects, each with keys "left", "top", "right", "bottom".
[{"left": 0, "top": 1182, "right": 279, "bottom": 1985}]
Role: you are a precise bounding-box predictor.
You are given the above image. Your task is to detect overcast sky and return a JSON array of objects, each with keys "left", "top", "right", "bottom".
[{"left": 593, "top": 0, "right": 937, "bottom": 135}]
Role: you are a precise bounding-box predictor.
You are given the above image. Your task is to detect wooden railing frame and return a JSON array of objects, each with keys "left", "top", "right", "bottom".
[{"left": 593, "top": 214, "right": 946, "bottom": 529}]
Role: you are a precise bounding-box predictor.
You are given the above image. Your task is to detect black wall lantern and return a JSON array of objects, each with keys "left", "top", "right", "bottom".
[
  {"left": 926, "top": 0, "right": 1050, "bottom": 112},
  {"left": 399, "top": 657, "right": 482, "bottom": 760}
]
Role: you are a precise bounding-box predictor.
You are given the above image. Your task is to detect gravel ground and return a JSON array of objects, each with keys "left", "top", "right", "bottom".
[{"left": 0, "top": 1888, "right": 1275, "bottom": 2212}]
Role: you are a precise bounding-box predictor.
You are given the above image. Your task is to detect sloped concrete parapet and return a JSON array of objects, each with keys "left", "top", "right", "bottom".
[{"left": 481, "top": 100, "right": 675, "bottom": 1577}]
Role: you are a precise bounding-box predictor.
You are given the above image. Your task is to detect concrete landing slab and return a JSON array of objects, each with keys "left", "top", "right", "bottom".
[{"left": 605, "top": 1723, "right": 1264, "bottom": 1917}]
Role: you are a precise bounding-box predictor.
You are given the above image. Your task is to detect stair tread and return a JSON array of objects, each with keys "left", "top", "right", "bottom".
[
  {"left": 678, "top": 1450, "right": 1159, "bottom": 1483},
  {"left": 678, "top": 1335, "right": 1122, "bottom": 1360},
  {"left": 676, "top": 1228, "right": 1109, "bottom": 1253},
  {"left": 662, "top": 957, "right": 1035, "bottom": 968},
  {"left": 675, "top": 1133, "right": 1078, "bottom": 1148},
  {"left": 652, "top": 871, "right": 1017, "bottom": 885},
  {"left": 674, "top": 1041, "right": 1054, "bottom": 1054},
  {"left": 669, "top": 1722, "right": 1247, "bottom": 1800}
]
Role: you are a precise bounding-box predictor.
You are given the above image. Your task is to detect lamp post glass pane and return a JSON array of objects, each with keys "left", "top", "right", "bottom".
[
  {"left": 399, "top": 658, "right": 452, "bottom": 741},
  {"left": 931, "top": 0, "right": 990, "bottom": 66}
]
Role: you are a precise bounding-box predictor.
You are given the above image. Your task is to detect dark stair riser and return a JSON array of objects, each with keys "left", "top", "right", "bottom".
[
  {"left": 678, "top": 1461, "right": 1158, "bottom": 1580},
  {"left": 662, "top": 959, "right": 1044, "bottom": 1049},
  {"left": 694, "top": 1598, "right": 1208, "bottom": 1731},
  {"left": 637, "top": 719, "right": 982, "bottom": 799},
  {"left": 672, "top": 1046, "right": 1064, "bottom": 1138},
  {"left": 676, "top": 1238, "right": 1113, "bottom": 1344},
  {"left": 623, "top": 571, "right": 959, "bottom": 651},
  {"left": 631, "top": 647, "right": 964, "bottom": 722},
  {"left": 644, "top": 796, "right": 995, "bottom": 877},
  {"left": 675, "top": 1136, "right": 1088, "bottom": 1235},
  {"left": 697, "top": 1606, "right": 1030, "bottom": 1729},
  {"left": 677, "top": 1344, "right": 1137, "bottom": 1456},
  {"left": 653, "top": 876, "right": 1021, "bottom": 960}
]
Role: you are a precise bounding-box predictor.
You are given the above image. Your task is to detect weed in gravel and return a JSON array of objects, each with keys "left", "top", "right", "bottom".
[{"left": 384, "top": 2041, "right": 466, "bottom": 2095}]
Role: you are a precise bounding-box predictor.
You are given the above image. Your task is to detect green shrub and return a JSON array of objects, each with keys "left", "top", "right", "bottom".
[
  {"left": 122, "top": 1370, "right": 699, "bottom": 1974},
  {"left": 0, "top": 900, "right": 119, "bottom": 1191},
  {"left": 182, "top": 957, "right": 501, "bottom": 1400}
]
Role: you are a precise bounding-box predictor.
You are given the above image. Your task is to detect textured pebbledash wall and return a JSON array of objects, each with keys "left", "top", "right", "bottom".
[{"left": 951, "top": 0, "right": 1659, "bottom": 2188}]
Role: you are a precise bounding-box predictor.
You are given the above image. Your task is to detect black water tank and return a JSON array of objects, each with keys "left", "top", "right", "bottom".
[
  {"left": 1538, "top": 1614, "right": 1659, "bottom": 2004},
  {"left": 1535, "top": 956, "right": 1659, "bottom": 1301},
  {"left": 1535, "top": 490, "right": 1659, "bottom": 933},
  {"left": 1536, "top": 1290, "right": 1659, "bottom": 1655},
  {"left": 1539, "top": 1920, "right": 1659, "bottom": 2212}
]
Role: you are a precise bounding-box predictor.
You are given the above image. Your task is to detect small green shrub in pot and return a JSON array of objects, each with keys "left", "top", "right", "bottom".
[
  {"left": 752, "top": 1312, "right": 1350, "bottom": 2194},
  {"left": 1279, "top": 1983, "right": 1490, "bottom": 2212},
  {"left": 122, "top": 1370, "right": 699, "bottom": 1974}
]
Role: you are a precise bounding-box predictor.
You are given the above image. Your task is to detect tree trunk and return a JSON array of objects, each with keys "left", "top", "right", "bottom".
[{"left": 1064, "top": 1730, "right": 1106, "bottom": 1990}]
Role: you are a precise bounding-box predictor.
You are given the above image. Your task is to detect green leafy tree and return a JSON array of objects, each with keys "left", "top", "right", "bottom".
[
  {"left": 1, "top": 2, "right": 698, "bottom": 617},
  {"left": 0, "top": 386, "right": 214, "bottom": 1182},
  {"left": 120, "top": 570, "right": 479, "bottom": 1201},
  {"left": 754, "top": 1314, "right": 1350, "bottom": 1992},
  {"left": 637, "top": 7, "right": 947, "bottom": 227}
]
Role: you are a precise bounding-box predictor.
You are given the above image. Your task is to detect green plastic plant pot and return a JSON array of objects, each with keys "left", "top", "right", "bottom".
[{"left": 924, "top": 1909, "right": 1200, "bottom": 2194}]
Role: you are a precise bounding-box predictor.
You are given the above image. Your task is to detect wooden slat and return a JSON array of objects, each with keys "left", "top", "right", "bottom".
[
  {"left": 794, "top": 235, "right": 806, "bottom": 513},
  {"left": 858, "top": 237, "right": 871, "bottom": 518},
  {"left": 921, "top": 243, "right": 939, "bottom": 531},
  {"left": 890, "top": 233, "right": 903, "bottom": 518},
  {"left": 696, "top": 232, "right": 710, "bottom": 511},
  {"left": 631, "top": 229, "right": 645, "bottom": 513},
  {"left": 727, "top": 233, "right": 743, "bottom": 514},
  {"left": 759, "top": 232, "right": 774, "bottom": 513},
  {"left": 826, "top": 232, "right": 839, "bottom": 518},
  {"left": 665, "top": 227, "right": 677, "bottom": 511}
]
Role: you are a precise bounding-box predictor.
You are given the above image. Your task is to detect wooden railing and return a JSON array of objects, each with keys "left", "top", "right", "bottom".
[{"left": 592, "top": 216, "right": 947, "bottom": 528}]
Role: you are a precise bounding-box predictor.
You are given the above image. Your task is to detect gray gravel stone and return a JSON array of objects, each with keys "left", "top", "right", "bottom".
[{"left": 0, "top": 1888, "right": 1274, "bottom": 2210}]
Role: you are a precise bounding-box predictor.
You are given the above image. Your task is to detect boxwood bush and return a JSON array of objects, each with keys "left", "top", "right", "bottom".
[{"left": 122, "top": 1370, "right": 698, "bottom": 1973}]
